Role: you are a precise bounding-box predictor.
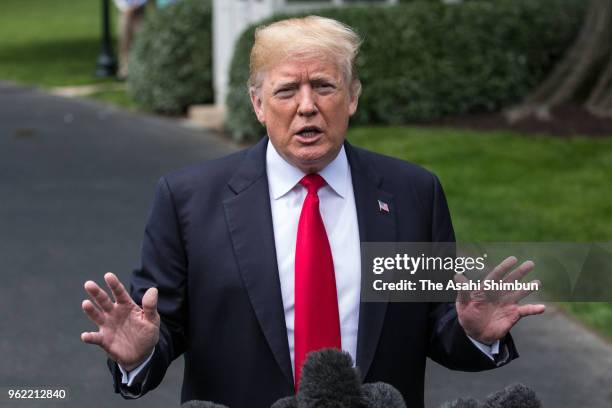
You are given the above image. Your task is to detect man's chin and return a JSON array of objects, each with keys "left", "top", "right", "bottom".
[{"left": 291, "top": 151, "right": 335, "bottom": 173}]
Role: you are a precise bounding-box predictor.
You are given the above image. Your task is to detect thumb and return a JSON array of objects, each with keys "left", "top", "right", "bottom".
[{"left": 142, "top": 287, "right": 159, "bottom": 322}]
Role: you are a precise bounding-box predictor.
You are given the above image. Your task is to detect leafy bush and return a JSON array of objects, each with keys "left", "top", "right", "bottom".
[
  {"left": 128, "top": 0, "right": 213, "bottom": 114},
  {"left": 226, "top": 0, "right": 585, "bottom": 142}
]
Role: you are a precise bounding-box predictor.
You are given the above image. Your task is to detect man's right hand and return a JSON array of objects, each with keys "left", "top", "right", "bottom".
[{"left": 81, "top": 272, "right": 160, "bottom": 372}]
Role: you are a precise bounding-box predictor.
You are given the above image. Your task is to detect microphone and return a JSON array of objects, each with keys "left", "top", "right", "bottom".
[
  {"left": 294, "top": 348, "right": 406, "bottom": 408},
  {"left": 297, "top": 348, "right": 364, "bottom": 408},
  {"left": 439, "top": 383, "right": 541, "bottom": 408},
  {"left": 482, "top": 383, "right": 541, "bottom": 408},
  {"left": 361, "top": 382, "right": 407, "bottom": 408}
]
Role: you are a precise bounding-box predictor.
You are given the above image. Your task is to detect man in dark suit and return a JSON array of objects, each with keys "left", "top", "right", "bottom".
[{"left": 81, "top": 16, "right": 545, "bottom": 408}]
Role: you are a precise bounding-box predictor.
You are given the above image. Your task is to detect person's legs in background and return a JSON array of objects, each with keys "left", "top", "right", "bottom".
[{"left": 117, "top": 3, "right": 146, "bottom": 79}]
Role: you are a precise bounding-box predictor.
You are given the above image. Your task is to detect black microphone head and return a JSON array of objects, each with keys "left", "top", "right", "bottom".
[
  {"left": 482, "top": 384, "right": 541, "bottom": 408},
  {"left": 297, "top": 348, "right": 365, "bottom": 408},
  {"left": 271, "top": 396, "right": 298, "bottom": 408},
  {"left": 361, "top": 382, "right": 407, "bottom": 408},
  {"left": 181, "top": 401, "right": 230, "bottom": 408},
  {"left": 438, "top": 397, "right": 481, "bottom": 408}
]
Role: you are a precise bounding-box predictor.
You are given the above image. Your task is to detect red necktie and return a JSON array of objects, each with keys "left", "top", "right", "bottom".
[{"left": 294, "top": 173, "right": 341, "bottom": 389}]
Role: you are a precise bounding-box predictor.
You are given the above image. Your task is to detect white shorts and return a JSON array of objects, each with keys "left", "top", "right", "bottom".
[{"left": 113, "top": 0, "right": 148, "bottom": 11}]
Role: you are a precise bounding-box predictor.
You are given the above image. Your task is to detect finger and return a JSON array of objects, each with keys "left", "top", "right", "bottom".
[
  {"left": 453, "top": 273, "right": 470, "bottom": 304},
  {"left": 82, "top": 299, "right": 105, "bottom": 326},
  {"left": 84, "top": 280, "right": 114, "bottom": 313},
  {"left": 142, "top": 287, "right": 159, "bottom": 322},
  {"left": 81, "top": 331, "right": 104, "bottom": 346},
  {"left": 503, "top": 260, "right": 535, "bottom": 284},
  {"left": 518, "top": 303, "right": 546, "bottom": 318},
  {"left": 486, "top": 256, "right": 518, "bottom": 281},
  {"left": 104, "top": 272, "right": 133, "bottom": 305},
  {"left": 507, "top": 280, "right": 541, "bottom": 303}
]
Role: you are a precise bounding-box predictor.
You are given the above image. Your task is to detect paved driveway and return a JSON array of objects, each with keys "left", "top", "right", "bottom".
[{"left": 0, "top": 82, "right": 232, "bottom": 407}]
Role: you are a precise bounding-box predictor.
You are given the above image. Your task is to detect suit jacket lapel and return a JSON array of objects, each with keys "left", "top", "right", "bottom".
[
  {"left": 223, "top": 137, "right": 294, "bottom": 388},
  {"left": 345, "top": 141, "right": 397, "bottom": 381}
]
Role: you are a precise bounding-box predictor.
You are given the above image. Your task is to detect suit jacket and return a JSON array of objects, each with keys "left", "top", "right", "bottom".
[{"left": 110, "top": 137, "right": 518, "bottom": 407}]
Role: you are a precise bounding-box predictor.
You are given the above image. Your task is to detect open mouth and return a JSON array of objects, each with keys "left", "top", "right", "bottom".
[{"left": 295, "top": 126, "right": 323, "bottom": 138}]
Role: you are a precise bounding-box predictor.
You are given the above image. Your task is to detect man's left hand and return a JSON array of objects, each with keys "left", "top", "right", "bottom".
[{"left": 455, "top": 256, "right": 546, "bottom": 345}]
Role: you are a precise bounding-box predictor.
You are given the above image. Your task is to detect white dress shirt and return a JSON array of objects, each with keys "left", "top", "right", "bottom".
[
  {"left": 266, "top": 141, "right": 362, "bottom": 377},
  {"left": 120, "top": 139, "right": 498, "bottom": 385}
]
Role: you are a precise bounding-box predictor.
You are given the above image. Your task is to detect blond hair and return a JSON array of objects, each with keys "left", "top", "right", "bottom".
[{"left": 249, "top": 15, "right": 362, "bottom": 96}]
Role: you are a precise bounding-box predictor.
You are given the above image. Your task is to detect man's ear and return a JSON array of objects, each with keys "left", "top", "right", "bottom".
[
  {"left": 249, "top": 87, "right": 266, "bottom": 125},
  {"left": 348, "top": 79, "right": 361, "bottom": 117}
]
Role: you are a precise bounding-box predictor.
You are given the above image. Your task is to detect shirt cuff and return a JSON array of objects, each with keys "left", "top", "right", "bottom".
[
  {"left": 118, "top": 348, "right": 155, "bottom": 386},
  {"left": 467, "top": 336, "right": 500, "bottom": 361}
]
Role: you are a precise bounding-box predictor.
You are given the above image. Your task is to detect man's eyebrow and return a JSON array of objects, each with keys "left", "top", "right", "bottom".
[
  {"left": 272, "top": 76, "right": 338, "bottom": 90},
  {"left": 309, "top": 71, "right": 335, "bottom": 79},
  {"left": 310, "top": 77, "right": 337, "bottom": 85},
  {"left": 273, "top": 81, "right": 299, "bottom": 89}
]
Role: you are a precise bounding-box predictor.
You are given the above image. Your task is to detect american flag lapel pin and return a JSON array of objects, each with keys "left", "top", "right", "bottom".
[{"left": 378, "top": 199, "right": 389, "bottom": 214}]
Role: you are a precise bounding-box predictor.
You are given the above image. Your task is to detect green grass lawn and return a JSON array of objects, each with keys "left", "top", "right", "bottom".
[
  {"left": 349, "top": 126, "right": 612, "bottom": 340},
  {"left": 0, "top": 0, "right": 119, "bottom": 87},
  {"left": 87, "top": 88, "right": 143, "bottom": 110}
]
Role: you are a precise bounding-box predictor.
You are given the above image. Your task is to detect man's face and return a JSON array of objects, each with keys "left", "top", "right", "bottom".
[{"left": 250, "top": 58, "right": 359, "bottom": 173}]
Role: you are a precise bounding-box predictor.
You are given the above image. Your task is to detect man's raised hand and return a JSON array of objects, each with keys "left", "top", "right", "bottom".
[
  {"left": 455, "top": 256, "right": 546, "bottom": 345},
  {"left": 81, "top": 272, "right": 160, "bottom": 371}
]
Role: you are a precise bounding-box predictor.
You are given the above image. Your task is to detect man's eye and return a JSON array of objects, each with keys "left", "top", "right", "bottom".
[
  {"left": 316, "top": 84, "right": 335, "bottom": 93},
  {"left": 275, "top": 89, "right": 295, "bottom": 97}
]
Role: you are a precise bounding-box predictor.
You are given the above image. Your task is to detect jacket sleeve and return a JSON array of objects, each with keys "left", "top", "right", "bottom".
[
  {"left": 425, "top": 174, "right": 519, "bottom": 370},
  {"left": 110, "top": 176, "right": 189, "bottom": 398}
]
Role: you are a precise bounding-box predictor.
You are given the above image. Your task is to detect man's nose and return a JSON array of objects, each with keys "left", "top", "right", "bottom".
[{"left": 297, "top": 86, "right": 318, "bottom": 117}]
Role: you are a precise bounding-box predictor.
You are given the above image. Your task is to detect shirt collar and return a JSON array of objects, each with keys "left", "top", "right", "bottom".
[{"left": 266, "top": 139, "right": 349, "bottom": 200}]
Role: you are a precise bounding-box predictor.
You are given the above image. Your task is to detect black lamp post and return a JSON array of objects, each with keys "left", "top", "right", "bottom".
[{"left": 95, "top": 0, "right": 117, "bottom": 77}]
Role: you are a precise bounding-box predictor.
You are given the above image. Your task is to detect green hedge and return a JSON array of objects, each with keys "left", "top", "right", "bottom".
[
  {"left": 128, "top": 0, "right": 213, "bottom": 114},
  {"left": 226, "top": 0, "right": 585, "bottom": 142}
]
